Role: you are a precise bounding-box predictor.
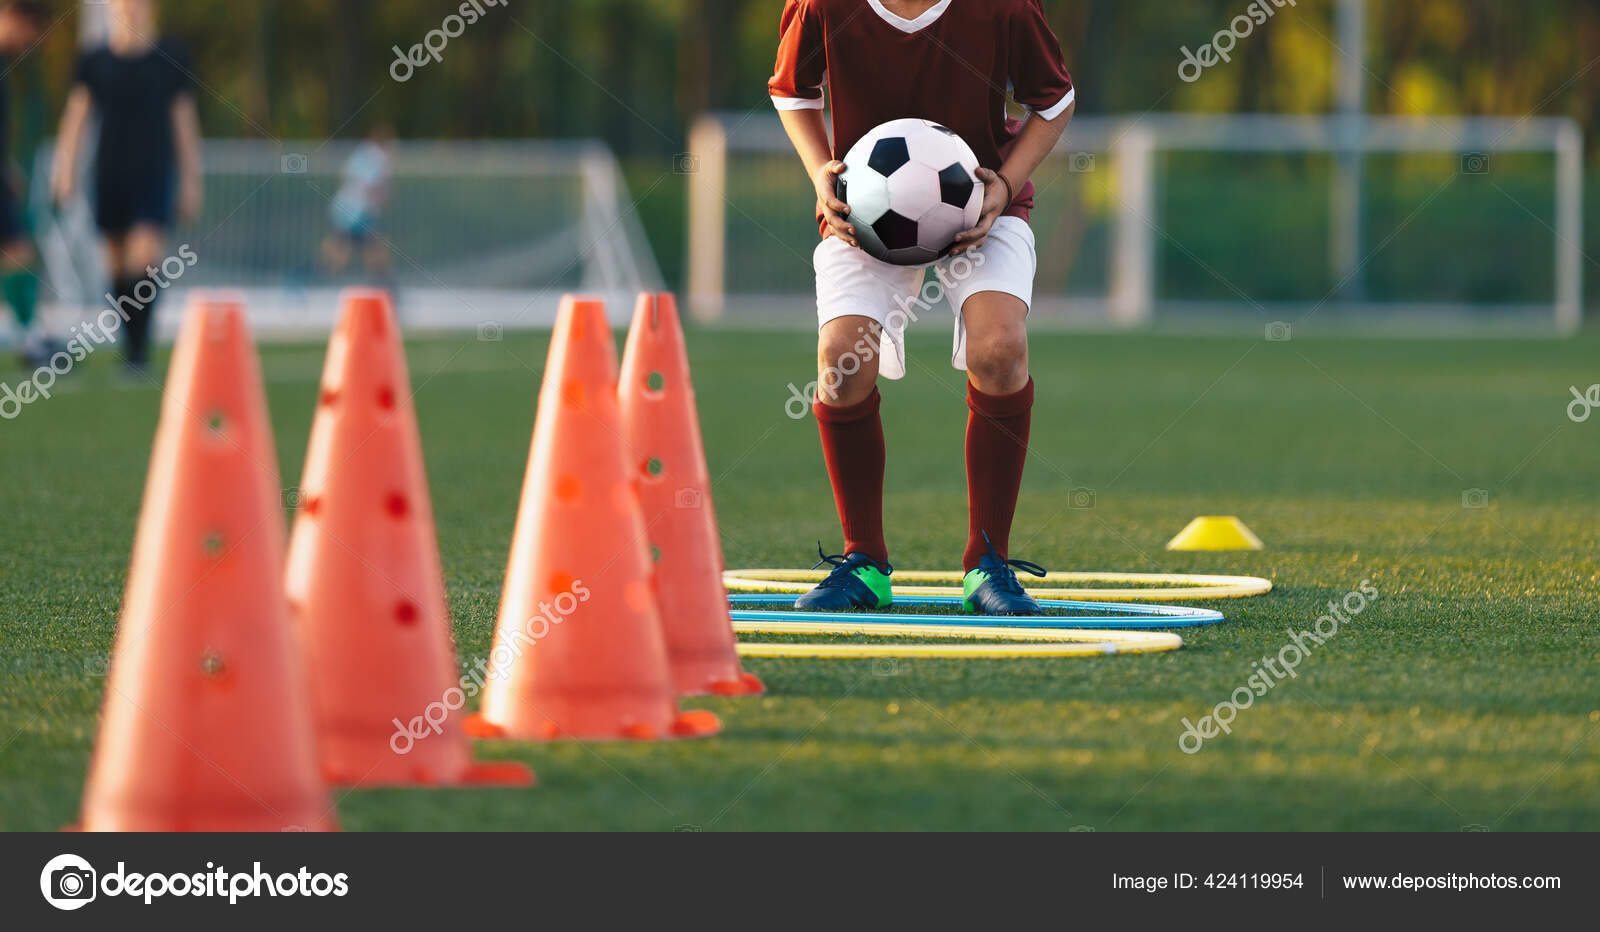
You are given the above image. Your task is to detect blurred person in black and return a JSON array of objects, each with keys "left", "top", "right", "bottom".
[{"left": 51, "top": 0, "right": 201, "bottom": 376}]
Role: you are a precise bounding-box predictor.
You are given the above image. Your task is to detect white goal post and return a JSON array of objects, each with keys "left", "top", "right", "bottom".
[{"left": 687, "top": 112, "right": 1583, "bottom": 335}]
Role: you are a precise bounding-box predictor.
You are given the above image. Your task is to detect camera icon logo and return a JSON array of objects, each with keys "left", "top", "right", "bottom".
[
  {"left": 40, "top": 854, "right": 96, "bottom": 910},
  {"left": 673, "top": 153, "right": 700, "bottom": 174},
  {"left": 1067, "top": 487, "right": 1096, "bottom": 509},
  {"left": 476, "top": 321, "right": 504, "bottom": 342},
  {"left": 1460, "top": 152, "right": 1490, "bottom": 175},
  {"left": 281, "top": 153, "right": 309, "bottom": 174},
  {"left": 674, "top": 487, "right": 702, "bottom": 509},
  {"left": 1068, "top": 152, "right": 1096, "bottom": 173},
  {"left": 1265, "top": 321, "right": 1292, "bottom": 342},
  {"left": 1462, "top": 488, "right": 1490, "bottom": 509}
]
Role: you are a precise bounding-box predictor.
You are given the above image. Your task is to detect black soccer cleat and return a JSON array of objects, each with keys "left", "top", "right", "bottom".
[
  {"left": 794, "top": 545, "right": 893, "bottom": 611},
  {"left": 962, "top": 532, "right": 1046, "bottom": 616}
]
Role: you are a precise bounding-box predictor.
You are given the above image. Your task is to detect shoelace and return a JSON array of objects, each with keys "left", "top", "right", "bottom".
[
  {"left": 980, "top": 531, "right": 1046, "bottom": 594},
  {"left": 809, "top": 543, "right": 889, "bottom": 589}
]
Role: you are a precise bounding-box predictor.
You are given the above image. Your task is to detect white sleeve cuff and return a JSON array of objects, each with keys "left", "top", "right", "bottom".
[
  {"left": 1033, "top": 87, "right": 1075, "bottom": 121},
  {"left": 771, "top": 93, "right": 825, "bottom": 111}
]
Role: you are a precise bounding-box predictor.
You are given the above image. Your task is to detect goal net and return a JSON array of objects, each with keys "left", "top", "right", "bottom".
[
  {"left": 31, "top": 139, "right": 661, "bottom": 339},
  {"left": 687, "top": 112, "right": 1583, "bottom": 336}
]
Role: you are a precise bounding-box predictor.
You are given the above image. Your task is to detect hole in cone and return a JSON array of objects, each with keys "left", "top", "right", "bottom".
[
  {"left": 650, "top": 544, "right": 662, "bottom": 563},
  {"left": 642, "top": 457, "right": 664, "bottom": 479},
  {"left": 303, "top": 494, "right": 322, "bottom": 516},
  {"left": 205, "top": 411, "right": 227, "bottom": 434},
  {"left": 377, "top": 386, "right": 396, "bottom": 410},
  {"left": 199, "top": 649, "right": 226, "bottom": 677},
  {"left": 645, "top": 371, "right": 666, "bottom": 394},
  {"left": 202, "top": 531, "right": 225, "bottom": 557},
  {"left": 385, "top": 492, "right": 410, "bottom": 519},
  {"left": 319, "top": 388, "right": 338, "bottom": 407},
  {"left": 395, "top": 600, "right": 419, "bottom": 626},
  {"left": 554, "top": 475, "right": 582, "bottom": 503},
  {"left": 561, "top": 379, "right": 585, "bottom": 407}
]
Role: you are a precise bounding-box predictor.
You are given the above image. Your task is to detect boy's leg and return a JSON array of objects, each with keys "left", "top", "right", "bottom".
[
  {"left": 815, "top": 313, "right": 887, "bottom": 563},
  {"left": 1, "top": 240, "right": 40, "bottom": 359},
  {"left": 959, "top": 291, "right": 1033, "bottom": 571},
  {"left": 116, "top": 224, "right": 169, "bottom": 369},
  {"left": 796, "top": 236, "right": 919, "bottom": 610}
]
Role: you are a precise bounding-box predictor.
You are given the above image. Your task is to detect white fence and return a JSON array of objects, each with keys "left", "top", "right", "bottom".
[{"left": 687, "top": 113, "right": 1583, "bottom": 335}]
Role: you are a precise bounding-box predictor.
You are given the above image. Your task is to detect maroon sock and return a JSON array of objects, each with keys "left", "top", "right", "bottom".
[
  {"left": 814, "top": 387, "right": 888, "bottom": 563},
  {"left": 963, "top": 377, "right": 1034, "bottom": 571}
]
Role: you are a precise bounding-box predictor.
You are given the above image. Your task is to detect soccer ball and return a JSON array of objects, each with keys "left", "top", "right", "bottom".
[{"left": 838, "top": 118, "right": 984, "bottom": 266}]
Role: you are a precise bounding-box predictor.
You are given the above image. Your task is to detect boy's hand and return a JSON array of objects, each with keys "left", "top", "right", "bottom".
[
  {"left": 951, "top": 167, "right": 1011, "bottom": 255},
  {"left": 813, "top": 159, "right": 858, "bottom": 247}
]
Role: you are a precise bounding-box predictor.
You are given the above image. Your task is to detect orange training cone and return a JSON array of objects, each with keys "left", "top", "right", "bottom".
[
  {"left": 78, "top": 296, "right": 336, "bottom": 831},
  {"left": 468, "top": 296, "right": 720, "bottom": 741},
  {"left": 619, "top": 293, "right": 762, "bottom": 696},
  {"left": 286, "top": 290, "right": 533, "bottom": 787}
]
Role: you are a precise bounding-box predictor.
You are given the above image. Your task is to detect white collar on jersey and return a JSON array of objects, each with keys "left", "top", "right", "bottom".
[{"left": 867, "top": 0, "right": 954, "bottom": 34}]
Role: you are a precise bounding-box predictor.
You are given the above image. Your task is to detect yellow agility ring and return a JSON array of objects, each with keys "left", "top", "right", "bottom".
[
  {"left": 731, "top": 619, "right": 1183, "bottom": 658},
  {"left": 724, "top": 569, "right": 1272, "bottom": 602}
]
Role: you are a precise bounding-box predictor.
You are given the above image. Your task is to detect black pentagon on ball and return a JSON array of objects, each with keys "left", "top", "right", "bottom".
[
  {"left": 938, "top": 163, "right": 974, "bottom": 207},
  {"left": 872, "top": 209, "right": 919, "bottom": 250},
  {"left": 835, "top": 175, "right": 847, "bottom": 205},
  {"left": 928, "top": 122, "right": 959, "bottom": 137},
  {"left": 868, "top": 137, "right": 911, "bottom": 176}
]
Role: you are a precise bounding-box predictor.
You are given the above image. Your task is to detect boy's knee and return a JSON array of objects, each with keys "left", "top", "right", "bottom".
[
  {"left": 816, "top": 328, "right": 879, "bottom": 406},
  {"left": 965, "top": 331, "right": 1029, "bottom": 390}
]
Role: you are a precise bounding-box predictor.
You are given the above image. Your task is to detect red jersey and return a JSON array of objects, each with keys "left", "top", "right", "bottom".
[{"left": 768, "top": 0, "right": 1074, "bottom": 226}]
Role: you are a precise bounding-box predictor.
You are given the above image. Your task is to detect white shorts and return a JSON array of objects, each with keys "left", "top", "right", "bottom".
[{"left": 814, "top": 215, "right": 1036, "bottom": 380}]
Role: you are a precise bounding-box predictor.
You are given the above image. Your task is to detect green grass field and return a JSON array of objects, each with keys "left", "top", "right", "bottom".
[{"left": 3, "top": 325, "right": 1597, "bottom": 831}]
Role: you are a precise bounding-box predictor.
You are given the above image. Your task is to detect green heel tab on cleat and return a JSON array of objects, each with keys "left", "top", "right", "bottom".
[
  {"left": 853, "top": 565, "right": 894, "bottom": 608},
  {"left": 961, "top": 568, "right": 988, "bottom": 613}
]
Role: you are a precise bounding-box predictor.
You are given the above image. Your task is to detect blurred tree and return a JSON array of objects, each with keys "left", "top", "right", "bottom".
[{"left": 8, "top": 0, "right": 1590, "bottom": 159}]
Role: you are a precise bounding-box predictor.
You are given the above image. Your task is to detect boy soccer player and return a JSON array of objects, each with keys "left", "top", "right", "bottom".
[
  {"left": 769, "top": 0, "right": 1074, "bottom": 615},
  {"left": 51, "top": 0, "right": 202, "bottom": 375},
  {"left": 0, "top": 1, "right": 48, "bottom": 367},
  {"left": 321, "top": 124, "right": 397, "bottom": 284}
]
